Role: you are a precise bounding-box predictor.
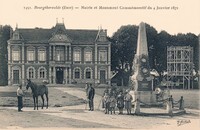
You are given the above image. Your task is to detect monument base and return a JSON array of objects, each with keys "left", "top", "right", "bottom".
[{"left": 130, "top": 91, "right": 158, "bottom": 105}]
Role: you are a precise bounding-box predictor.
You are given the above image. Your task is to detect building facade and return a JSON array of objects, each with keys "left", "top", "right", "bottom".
[{"left": 7, "top": 23, "right": 111, "bottom": 86}]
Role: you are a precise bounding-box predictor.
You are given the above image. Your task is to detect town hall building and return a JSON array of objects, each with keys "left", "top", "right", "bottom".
[{"left": 7, "top": 22, "right": 111, "bottom": 86}]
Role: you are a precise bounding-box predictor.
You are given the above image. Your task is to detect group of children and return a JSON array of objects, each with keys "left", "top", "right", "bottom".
[{"left": 102, "top": 89, "right": 133, "bottom": 115}]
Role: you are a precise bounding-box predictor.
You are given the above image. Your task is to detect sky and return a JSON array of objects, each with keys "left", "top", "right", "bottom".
[{"left": 0, "top": 0, "right": 200, "bottom": 37}]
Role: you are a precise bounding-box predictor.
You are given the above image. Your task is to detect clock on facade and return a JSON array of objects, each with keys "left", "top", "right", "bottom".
[{"left": 59, "top": 35, "right": 62, "bottom": 40}]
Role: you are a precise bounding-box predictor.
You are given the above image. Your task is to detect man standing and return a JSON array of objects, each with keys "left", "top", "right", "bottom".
[
  {"left": 87, "top": 83, "right": 95, "bottom": 111},
  {"left": 17, "top": 84, "right": 24, "bottom": 112}
]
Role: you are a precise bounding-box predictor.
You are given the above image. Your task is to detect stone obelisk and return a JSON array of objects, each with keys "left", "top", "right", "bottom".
[
  {"left": 132, "top": 22, "right": 152, "bottom": 91},
  {"left": 131, "top": 22, "right": 156, "bottom": 114}
]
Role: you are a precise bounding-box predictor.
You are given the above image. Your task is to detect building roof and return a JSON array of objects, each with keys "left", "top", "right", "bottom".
[
  {"left": 15, "top": 24, "right": 100, "bottom": 44},
  {"left": 66, "top": 29, "right": 98, "bottom": 44},
  {"left": 19, "top": 28, "right": 52, "bottom": 43}
]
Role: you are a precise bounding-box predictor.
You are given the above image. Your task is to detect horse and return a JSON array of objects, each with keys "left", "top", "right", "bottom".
[{"left": 26, "top": 79, "right": 49, "bottom": 110}]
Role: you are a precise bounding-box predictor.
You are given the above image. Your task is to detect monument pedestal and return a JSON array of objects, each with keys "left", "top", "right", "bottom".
[
  {"left": 131, "top": 90, "right": 158, "bottom": 115},
  {"left": 131, "top": 91, "right": 157, "bottom": 105}
]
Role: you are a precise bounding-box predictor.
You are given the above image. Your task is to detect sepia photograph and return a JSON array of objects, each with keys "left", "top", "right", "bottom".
[{"left": 0, "top": 0, "right": 200, "bottom": 130}]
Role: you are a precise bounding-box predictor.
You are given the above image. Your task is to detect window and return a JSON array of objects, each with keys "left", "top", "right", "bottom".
[
  {"left": 38, "top": 50, "right": 46, "bottom": 61},
  {"left": 85, "top": 68, "right": 91, "bottom": 79},
  {"left": 85, "top": 50, "right": 92, "bottom": 62},
  {"left": 99, "top": 50, "right": 107, "bottom": 62},
  {"left": 39, "top": 68, "right": 45, "bottom": 79},
  {"left": 99, "top": 35, "right": 106, "bottom": 42},
  {"left": 56, "top": 47, "right": 64, "bottom": 61},
  {"left": 27, "top": 50, "right": 35, "bottom": 61},
  {"left": 74, "top": 68, "right": 80, "bottom": 79},
  {"left": 28, "top": 68, "right": 34, "bottom": 79},
  {"left": 12, "top": 50, "right": 20, "bottom": 61},
  {"left": 13, "top": 33, "right": 19, "bottom": 40},
  {"left": 74, "top": 50, "right": 81, "bottom": 62}
]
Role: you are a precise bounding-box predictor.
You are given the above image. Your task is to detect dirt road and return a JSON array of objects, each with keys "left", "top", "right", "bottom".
[{"left": 0, "top": 86, "right": 199, "bottom": 129}]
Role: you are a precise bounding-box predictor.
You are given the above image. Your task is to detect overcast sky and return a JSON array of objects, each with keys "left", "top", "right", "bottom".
[{"left": 0, "top": 0, "right": 200, "bottom": 36}]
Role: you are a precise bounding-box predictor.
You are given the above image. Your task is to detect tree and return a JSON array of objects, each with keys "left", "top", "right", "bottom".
[
  {"left": 111, "top": 25, "right": 138, "bottom": 72},
  {"left": 0, "top": 25, "right": 12, "bottom": 85},
  {"left": 110, "top": 25, "right": 138, "bottom": 86},
  {"left": 154, "top": 31, "right": 171, "bottom": 73}
]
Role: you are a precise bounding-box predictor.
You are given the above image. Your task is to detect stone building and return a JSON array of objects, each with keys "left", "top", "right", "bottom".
[{"left": 7, "top": 22, "right": 111, "bottom": 86}]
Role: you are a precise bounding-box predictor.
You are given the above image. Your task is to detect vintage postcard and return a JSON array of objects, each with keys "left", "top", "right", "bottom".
[{"left": 0, "top": 0, "right": 199, "bottom": 130}]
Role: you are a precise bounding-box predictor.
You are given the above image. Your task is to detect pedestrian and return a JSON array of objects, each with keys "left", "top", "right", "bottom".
[
  {"left": 85, "top": 82, "right": 89, "bottom": 97},
  {"left": 170, "top": 95, "right": 174, "bottom": 108},
  {"left": 117, "top": 91, "right": 124, "bottom": 114},
  {"left": 109, "top": 94, "right": 117, "bottom": 114},
  {"left": 124, "top": 90, "right": 133, "bottom": 115},
  {"left": 86, "top": 83, "right": 95, "bottom": 111},
  {"left": 103, "top": 92, "right": 110, "bottom": 114},
  {"left": 110, "top": 84, "right": 117, "bottom": 98},
  {"left": 17, "top": 84, "right": 24, "bottom": 112},
  {"left": 102, "top": 91, "right": 108, "bottom": 109}
]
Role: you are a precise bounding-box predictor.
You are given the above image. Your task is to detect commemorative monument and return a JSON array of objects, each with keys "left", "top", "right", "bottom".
[{"left": 130, "top": 22, "right": 156, "bottom": 113}]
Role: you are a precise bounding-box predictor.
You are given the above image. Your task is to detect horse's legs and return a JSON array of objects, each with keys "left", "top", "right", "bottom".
[
  {"left": 45, "top": 93, "right": 48, "bottom": 109},
  {"left": 33, "top": 96, "right": 36, "bottom": 110},
  {"left": 36, "top": 96, "right": 39, "bottom": 110},
  {"left": 41, "top": 95, "right": 44, "bottom": 109}
]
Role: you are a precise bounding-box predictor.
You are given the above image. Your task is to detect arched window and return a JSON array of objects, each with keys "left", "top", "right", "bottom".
[
  {"left": 40, "top": 68, "right": 45, "bottom": 78},
  {"left": 74, "top": 68, "right": 81, "bottom": 79},
  {"left": 85, "top": 68, "right": 92, "bottom": 79},
  {"left": 28, "top": 67, "right": 35, "bottom": 79},
  {"left": 38, "top": 67, "right": 47, "bottom": 79}
]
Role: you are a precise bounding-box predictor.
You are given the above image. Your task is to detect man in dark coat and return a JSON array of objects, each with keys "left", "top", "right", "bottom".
[{"left": 86, "top": 83, "right": 95, "bottom": 111}]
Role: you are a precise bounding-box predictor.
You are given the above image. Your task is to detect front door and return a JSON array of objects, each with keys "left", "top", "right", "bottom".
[
  {"left": 100, "top": 70, "right": 106, "bottom": 84},
  {"left": 56, "top": 67, "right": 64, "bottom": 84},
  {"left": 13, "top": 70, "right": 19, "bottom": 84}
]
